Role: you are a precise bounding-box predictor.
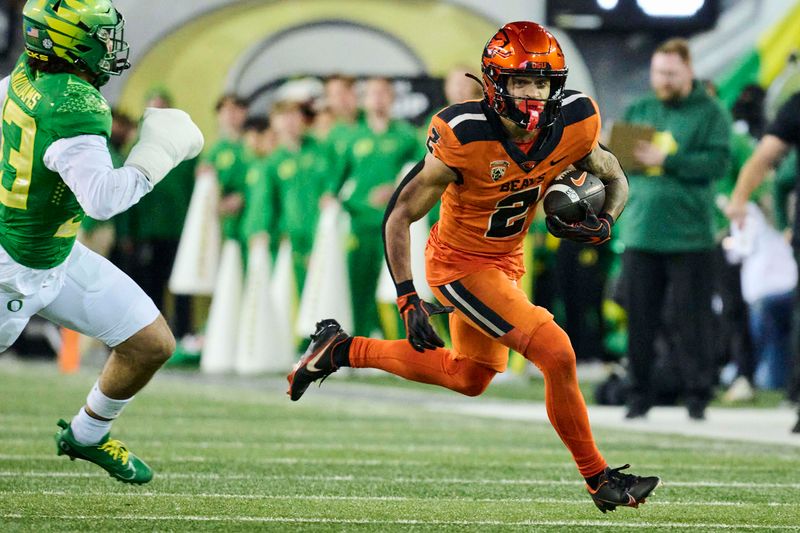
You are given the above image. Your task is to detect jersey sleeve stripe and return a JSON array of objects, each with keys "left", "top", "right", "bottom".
[
  {"left": 447, "top": 113, "right": 488, "bottom": 129},
  {"left": 561, "top": 92, "right": 597, "bottom": 126},
  {"left": 439, "top": 281, "right": 514, "bottom": 338}
]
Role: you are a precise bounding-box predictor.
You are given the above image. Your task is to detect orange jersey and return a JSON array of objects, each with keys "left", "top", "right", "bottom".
[{"left": 425, "top": 91, "right": 601, "bottom": 286}]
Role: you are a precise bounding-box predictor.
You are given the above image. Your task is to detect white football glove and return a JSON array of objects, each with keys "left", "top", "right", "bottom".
[{"left": 125, "top": 107, "right": 204, "bottom": 186}]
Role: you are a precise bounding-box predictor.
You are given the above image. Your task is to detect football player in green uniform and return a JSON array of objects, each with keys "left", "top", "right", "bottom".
[{"left": 0, "top": 0, "right": 203, "bottom": 484}]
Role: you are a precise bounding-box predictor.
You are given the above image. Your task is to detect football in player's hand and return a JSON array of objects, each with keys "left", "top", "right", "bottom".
[{"left": 542, "top": 170, "right": 605, "bottom": 224}]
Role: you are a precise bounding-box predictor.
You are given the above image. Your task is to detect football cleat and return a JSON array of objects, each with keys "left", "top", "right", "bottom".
[
  {"left": 55, "top": 419, "right": 153, "bottom": 484},
  {"left": 587, "top": 464, "right": 660, "bottom": 513},
  {"left": 287, "top": 319, "right": 349, "bottom": 401}
]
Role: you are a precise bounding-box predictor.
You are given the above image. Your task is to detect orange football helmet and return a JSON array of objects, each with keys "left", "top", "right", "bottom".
[{"left": 481, "top": 21, "right": 568, "bottom": 131}]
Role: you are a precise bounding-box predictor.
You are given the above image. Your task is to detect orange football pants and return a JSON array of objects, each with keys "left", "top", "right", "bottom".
[{"left": 348, "top": 268, "right": 607, "bottom": 478}]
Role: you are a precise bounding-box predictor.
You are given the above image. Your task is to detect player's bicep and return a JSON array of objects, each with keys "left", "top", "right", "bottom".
[
  {"left": 574, "top": 145, "right": 624, "bottom": 184},
  {"left": 391, "top": 153, "right": 456, "bottom": 223}
]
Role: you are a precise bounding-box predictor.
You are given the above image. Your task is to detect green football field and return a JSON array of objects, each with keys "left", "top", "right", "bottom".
[{"left": 1, "top": 360, "right": 799, "bottom": 532}]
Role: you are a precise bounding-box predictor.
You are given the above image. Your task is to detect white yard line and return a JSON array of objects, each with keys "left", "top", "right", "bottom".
[
  {"left": 0, "top": 454, "right": 427, "bottom": 466},
  {"left": 1, "top": 513, "right": 797, "bottom": 529},
  {"left": 441, "top": 402, "right": 800, "bottom": 448},
  {"left": 2, "top": 490, "right": 798, "bottom": 508},
  {"left": 2, "top": 470, "right": 799, "bottom": 489}
]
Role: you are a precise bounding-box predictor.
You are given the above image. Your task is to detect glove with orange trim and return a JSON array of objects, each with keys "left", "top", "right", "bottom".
[
  {"left": 546, "top": 200, "right": 613, "bottom": 245},
  {"left": 396, "top": 291, "right": 453, "bottom": 353}
]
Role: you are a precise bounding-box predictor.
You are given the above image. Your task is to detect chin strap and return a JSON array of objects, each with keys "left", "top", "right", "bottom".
[{"left": 465, "top": 72, "right": 483, "bottom": 87}]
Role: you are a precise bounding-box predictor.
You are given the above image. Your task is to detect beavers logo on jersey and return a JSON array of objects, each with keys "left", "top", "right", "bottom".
[{"left": 490, "top": 160, "right": 510, "bottom": 181}]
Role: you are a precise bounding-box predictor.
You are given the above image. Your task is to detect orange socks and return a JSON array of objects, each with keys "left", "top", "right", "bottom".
[
  {"left": 522, "top": 321, "right": 606, "bottom": 478},
  {"left": 346, "top": 320, "right": 606, "bottom": 479},
  {"left": 348, "top": 337, "right": 495, "bottom": 397}
]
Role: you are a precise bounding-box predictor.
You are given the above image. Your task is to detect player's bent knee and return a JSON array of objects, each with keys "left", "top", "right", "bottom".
[
  {"left": 524, "top": 321, "right": 577, "bottom": 375},
  {"left": 458, "top": 378, "right": 491, "bottom": 397},
  {"left": 451, "top": 363, "right": 495, "bottom": 397},
  {"left": 115, "top": 316, "right": 175, "bottom": 366}
]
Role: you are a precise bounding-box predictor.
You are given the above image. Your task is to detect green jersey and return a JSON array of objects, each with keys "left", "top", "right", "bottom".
[
  {"left": 243, "top": 135, "right": 332, "bottom": 251},
  {"left": 0, "top": 56, "right": 111, "bottom": 269},
  {"left": 331, "top": 119, "right": 423, "bottom": 227}
]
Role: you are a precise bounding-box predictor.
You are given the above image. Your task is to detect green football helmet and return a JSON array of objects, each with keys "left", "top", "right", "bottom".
[{"left": 22, "top": 0, "right": 130, "bottom": 86}]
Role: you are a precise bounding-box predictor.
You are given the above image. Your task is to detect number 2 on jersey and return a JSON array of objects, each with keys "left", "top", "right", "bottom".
[
  {"left": 485, "top": 186, "right": 542, "bottom": 238},
  {"left": 0, "top": 98, "right": 36, "bottom": 210}
]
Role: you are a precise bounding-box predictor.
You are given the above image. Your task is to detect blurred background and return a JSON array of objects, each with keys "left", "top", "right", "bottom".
[{"left": 3, "top": 0, "right": 800, "bottom": 416}]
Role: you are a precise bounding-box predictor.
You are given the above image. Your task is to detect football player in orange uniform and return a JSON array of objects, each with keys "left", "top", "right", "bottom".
[{"left": 288, "top": 21, "right": 660, "bottom": 512}]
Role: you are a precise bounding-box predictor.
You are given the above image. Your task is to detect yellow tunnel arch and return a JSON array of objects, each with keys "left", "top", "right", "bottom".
[{"left": 118, "top": 0, "right": 498, "bottom": 138}]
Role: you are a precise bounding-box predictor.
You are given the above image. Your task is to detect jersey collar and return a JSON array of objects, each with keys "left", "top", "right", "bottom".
[{"left": 481, "top": 100, "right": 564, "bottom": 171}]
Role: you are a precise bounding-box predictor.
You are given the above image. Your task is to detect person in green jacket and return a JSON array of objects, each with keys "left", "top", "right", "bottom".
[
  {"left": 198, "top": 94, "right": 249, "bottom": 247},
  {"left": 329, "top": 77, "right": 424, "bottom": 337},
  {"left": 239, "top": 116, "right": 276, "bottom": 258},
  {"left": 620, "top": 38, "right": 731, "bottom": 421},
  {"left": 242, "top": 100, "right": 333, "bottom": 295}
]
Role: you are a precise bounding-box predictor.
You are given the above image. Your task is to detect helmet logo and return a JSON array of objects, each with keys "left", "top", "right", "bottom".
[
  {"left": 485, "top": 31, "right": 512, "bottom": 59},
  {"left": 42, "top": 38, "right": 53, "bottom": 49},
  {"left": 490, "top": 160, "right": 510, "bottom": 181}
]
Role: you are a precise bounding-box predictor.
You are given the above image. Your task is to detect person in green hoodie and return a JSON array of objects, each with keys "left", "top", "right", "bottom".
[{"left": 620, "top": 38, "right": 731, "bottom": 421}]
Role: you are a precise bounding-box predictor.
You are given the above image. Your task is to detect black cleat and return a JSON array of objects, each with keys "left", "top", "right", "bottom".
[
  {"left": 286, "top": 319, "right": 349, "bottom": 401},
  {"left": 587, "top": 464, "right": 661, "bottom": 513}
]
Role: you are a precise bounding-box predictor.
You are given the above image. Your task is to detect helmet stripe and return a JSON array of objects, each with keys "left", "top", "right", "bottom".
[{"left": 43, "top": 15, "right": 83, "bottom": 39}]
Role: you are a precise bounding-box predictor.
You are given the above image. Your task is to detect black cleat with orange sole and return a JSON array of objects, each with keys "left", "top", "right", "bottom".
[
  {"left": 287, "top": 319, "right": 349, "bottom": 401},
  {"left": 587, "top": 464, "right": 661, "bottom": 513}
]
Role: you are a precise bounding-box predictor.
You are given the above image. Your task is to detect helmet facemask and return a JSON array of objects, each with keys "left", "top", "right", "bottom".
[
  {"left": 77, "top": 12, "right": 130, "bottom": 87},
  {"left": 486, "top": 70, "right": 568, "bottom": 131}
]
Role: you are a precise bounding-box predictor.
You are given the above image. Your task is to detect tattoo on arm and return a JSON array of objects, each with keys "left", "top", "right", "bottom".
[{"left": 574, "top": 146, "right": 629, "bottom": 220}]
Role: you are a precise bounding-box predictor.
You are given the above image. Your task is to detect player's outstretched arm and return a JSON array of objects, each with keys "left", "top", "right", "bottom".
[
  {"left": 125, "top": 108, "right": 204, "bottom": 186},
  {"left": 46, "top": 108, "right": 204, "bottom": 221},
  {"left": 546, "top": 146, "right": 627, "bottom": 246},
  {"left": 383, "top": 153, "right": 456, "bottom": 351},
  {"left": 726, "top": 135, "right": 789, "bottom": 223}
]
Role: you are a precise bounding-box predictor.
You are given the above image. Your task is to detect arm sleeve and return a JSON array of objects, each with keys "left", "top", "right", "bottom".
[
  {"left": 662, "top": 105, "right": 731, "bottom": 183},
  {"left": 326, "top": 134, "right": 352, "bottom": 195},
  {"left": 427, "top": 115, "right": 466, "bottom": 181},
  {"left": 766, "top": 93, "right": 800, "bottom": 144},
  {"left": 44, "top": 135, "right": 154, "bottom": 221}
]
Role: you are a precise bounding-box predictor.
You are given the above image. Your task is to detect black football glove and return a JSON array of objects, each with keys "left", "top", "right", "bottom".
[
  {"left": 396, "top": 291, "right": 454, "bottom": 352},
  {"left": 546, "top": 200, "right": 614, "bottom": 245}
]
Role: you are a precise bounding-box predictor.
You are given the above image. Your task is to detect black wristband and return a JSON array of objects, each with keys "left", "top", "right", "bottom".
[
  {"left": 395, "top": 280, "right": 417, "bottom": 299},
  {"left": 599, "top": 213, "right": 615, "bottom": 226}
]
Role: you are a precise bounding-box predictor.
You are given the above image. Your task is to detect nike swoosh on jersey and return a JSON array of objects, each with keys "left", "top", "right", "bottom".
[
  {"left": 305, "top": 337, "right": 336, "bottom": 373},
  {"left": 570, "top": 172, "right": 588, "bottom": 187},
  {"left": 549, "top": 156, "right": 568, "bottom": 166}
]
